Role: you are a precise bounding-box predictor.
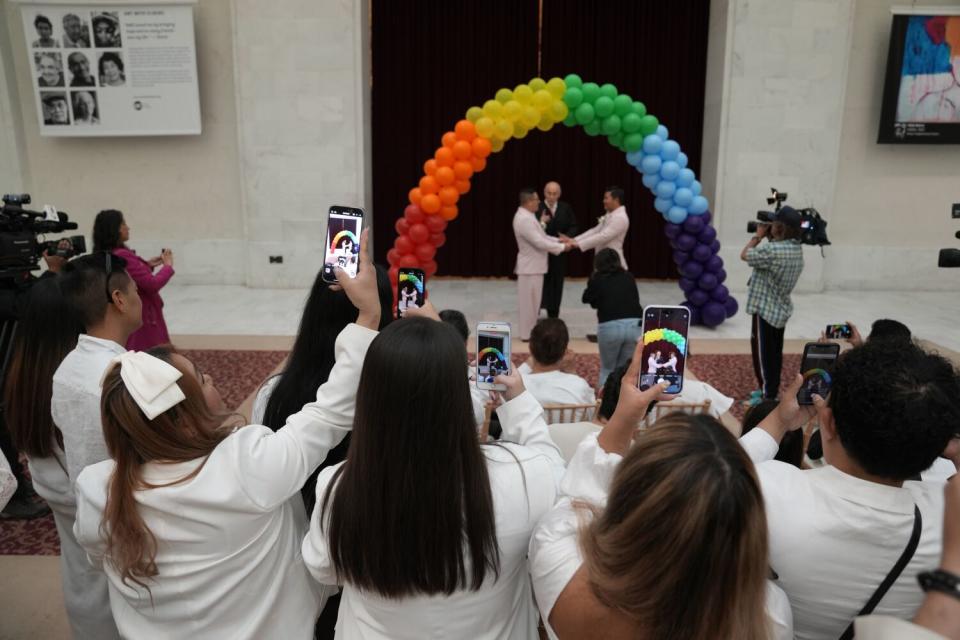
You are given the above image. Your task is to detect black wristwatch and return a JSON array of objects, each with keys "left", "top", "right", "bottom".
[{"left": 918, "top": 569, "right": 960, "bottom": 599}]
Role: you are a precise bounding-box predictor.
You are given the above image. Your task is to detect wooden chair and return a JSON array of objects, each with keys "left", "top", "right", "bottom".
[
  {"left": 641, "top": 399, "right": 712, "bottom": 428},
  {"left": 542, "top": 401, "right": 602, "bottom": 425}
]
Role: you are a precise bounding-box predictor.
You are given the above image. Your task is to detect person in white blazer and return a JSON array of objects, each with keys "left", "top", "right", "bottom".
[
  {"left": 563, "top": 186, "right": 630, "bottom": 270},
  {"left": 73, "top": 231, "right": 383, "bottom": 640},
  {"left": 302, "top": 301, "right": 566, "bottom": 639},
  {"left": 513, "top": 188, "right": 569, "bottom": 341}
]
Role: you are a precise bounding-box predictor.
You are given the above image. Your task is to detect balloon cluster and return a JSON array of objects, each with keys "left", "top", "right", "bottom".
[
  {"left": 559, "top": 74, "right": 659, "bottom": 153},
  {"left": 464, "top": 77, "right": 571, "bottom": 153},
  {"left": 642, "top": 328, "right": 687, "bottom": 354}
]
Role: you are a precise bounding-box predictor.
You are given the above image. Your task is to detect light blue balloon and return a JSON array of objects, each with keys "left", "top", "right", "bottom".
[
  {"left": 676, "top": 152, "right": 688, "bottom": 168},
  {"left": 673, "top": 187, "right": 693, "bottom": 207},
  {"left": 676, "top": 168, "right": 695, "bottom": 187},
  {"left": 690, "top": 180, "right": 702, "bottom": 196},
  {"left": 660, "top": 140, "right": 680, "bottom": 160},
  {"left": 660, "top": 160, "right": 680, "bottom": 181},
  {"left": 656, "top": 124, "right": 669, "bottom": 139},
  {"left": 689, "top": 195, "right": 709, "bottom": 215},
  {"left": 655, "top": 180, "right": 676, "bottom": 199},
  {"left": 667, "top": 206, "right": 688, "bottom": 224},
  {"left": 641, "top": 155, "right": 662, "bottom": 175},
  {"left": 654, "top": 197, "right": 672, "bottom": 214},
  {"left": 642, "top": 173, "right": 660, "bottom": 190},
  {"left": 642, "top": 135, "right": 663, "bottom": 155},
  {"left": 626, "top": 150, "right": 644, "bottom": 166}
]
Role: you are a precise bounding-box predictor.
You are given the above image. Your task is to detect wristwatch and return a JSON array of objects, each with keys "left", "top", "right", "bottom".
[{"left": 918, "top": 569, "right": 960, "bottom": 599}]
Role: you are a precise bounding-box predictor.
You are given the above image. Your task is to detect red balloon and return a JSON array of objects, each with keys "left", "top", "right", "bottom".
[
  {"left": 429, "top": 232, "right": 446, "bottom": 247},
  {"left": 398, "top": 254, "right": 420, "bottom": 268},
  {"left": 409, "top": 223, "right": 429, "bottom": 244},
  {"left": 395, "top": 235, "right": 414, "bottom": 255},
  {"left": 415, "top": 243, "right": 436, "bottom": 262},
  {"left": 435, "top": 147, "right": 455, "bottom": 167},
  {"left": 455, "top": 119, "right": 477, "bottom": 141},
  {"left": 423, "top": 159, "right": 437, "bottom": 176},
  {"left": 471, "top": 137, "right": 492, "bottom": 158},
  {"left": 471, "top": 156, "right": 487, "bottom": 172},
  {"left": 404, "top": 204, "right": 425, "bottom": 223},
  {"left": 419, "top": 175, "right": 439, "bottom": 195},
  {"left": 424, "top": 260, "right": 438, "bottom": 278},
  {"left": 425, "top": 214, "right": 447, "bottom": 232},
  {"left": 395, "top": 218, "right": 410, "bottom": 235},
  {"left": 386, "top": 248, "right": 400, "bottom": 265},
  {"left": 454, "top": 180, "right": 470, "bottom": 195},
  {"left": 389, "top": 266, "right": 399, "bottom": 284},
  {"left": 452, "top": 140, "right": 472, "bottom": 161},
  {"left": 435, "top": 166, "right": 455, "bottom": 186},
  {"left": 453, "top": 161, "right": 473, "bottom": 180},
  {"left": 442, "top": 131, "right": 457, "bottom": 148}
]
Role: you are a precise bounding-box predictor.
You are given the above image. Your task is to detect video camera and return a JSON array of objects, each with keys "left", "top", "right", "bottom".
[
  {"left": 0, "top": 193, "right": 86, "bottom": 282},
  {"left": 746, "top": 188, "right": 830, "bottom": 247},
  {"left": 939, "top": 230, "right": 960, "bottom": 268}
]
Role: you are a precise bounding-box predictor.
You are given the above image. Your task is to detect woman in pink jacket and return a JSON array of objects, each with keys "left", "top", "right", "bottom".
[{"left": 93, "top": 209, "right": 174, "bottom": 350}]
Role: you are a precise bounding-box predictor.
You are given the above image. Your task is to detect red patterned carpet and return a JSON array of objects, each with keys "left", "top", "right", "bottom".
[{"left": 1, "top": 349, "right": 798, "bottom": 556}]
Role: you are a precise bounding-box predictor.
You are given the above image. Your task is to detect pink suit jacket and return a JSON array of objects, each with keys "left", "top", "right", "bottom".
[
  {"left": 574, "top": 206, "right": 629, "bottom": 270},
  {"left": 513, "top": 207, "right": 566, "bottom": 275},
  {"left": 112, "top": 247, "right": 174, "bottom": 351}
]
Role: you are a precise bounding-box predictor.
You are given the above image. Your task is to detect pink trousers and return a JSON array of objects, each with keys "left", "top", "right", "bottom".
[{"left": 517, "top": 274, "right": 543, "bottom": 340}]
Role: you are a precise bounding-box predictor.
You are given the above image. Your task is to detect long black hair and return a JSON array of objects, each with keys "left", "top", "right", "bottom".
[
  {"left": 593, "top": 247, "right": 623, "bottom": 275},
  {"left": 92, "top": 209, "right": 125, "bottom": 252},
  {"left": 322, "top": 317, "right": 500, "bottom": 597},
  {"left": 260, "top": 264, "right": 393, "bottom": 513}
]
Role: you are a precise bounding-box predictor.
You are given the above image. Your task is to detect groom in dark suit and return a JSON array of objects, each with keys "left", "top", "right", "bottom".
[{"left": 538, "top": 181, "right": 578, "bottom": 318}]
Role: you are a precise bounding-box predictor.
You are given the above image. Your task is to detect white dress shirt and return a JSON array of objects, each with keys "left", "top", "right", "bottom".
[
  {"left": 74, "top": 324, "right": 376, "bottom": 640},
  {"left": 251, "top": 374, "right": 279, "bottom": 424},
  {"left": 513, "top": 207, "right": 566, "bottom": 275},
  {"left": 0, "top": 450, "right": 14, "bottom": 511},
  {"left": 301, "top": 391, "right": 566, "bottom": 639},
  {"left": 740, "top": 429, "right": 946, "bottom": 640},
  {"left": 573, "top": 205, "right": 629, "bottom": 270},
  {"left": 519, "top": 369, "right": 595, "bottom": 422},
  {"left": 529, "top": 433, "right": 794, "bottom": 640},
  {"left": 51, "top": 334, "right": 127, "bottom": 485}
]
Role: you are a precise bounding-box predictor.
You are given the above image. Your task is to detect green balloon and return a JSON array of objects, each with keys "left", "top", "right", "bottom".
[
  {"left": 621, "top": 112, "right": 642, "bottom": 133},
  {"left": 584, "top": 120, "right": 602, "bottom": 136},
  {"left": 619, "top": 141, "right": 629, "bottom": 152},
  {"left": 594, "top": 96, "right": 614, "bottom": 118},
  {"left": 563, "top": 73, "right": 583, "bottom": 89},
  {"left": 599, "top": 83, "right": 618, "bottom": 99},
  {"left": 638, "top": 114, "right": 659, "bottom": 136},
  {"left": 581, "top": 82, "right": 600, "bottom": 104},
  {"left": 625, "top": 132, "right": 644, "bottom": 152},
  {"left": 607, "top": 132, "right": 624, "bottom": 147},
  {"left": 562, "top": 87, "right": 584, "bottom": 109},
  {"left": 601, "top": 114, "right": 621, "bottom": 135},
  {"left": 563, "top": 112, "right": 578, "bottom": 127},
  {"left": 574, "top": 102, "right": 595, "bottom": 125},
  {"left": 613, "top": 94, "right": 633, "bottom": 117},
  {"left": 632, "top": 101, "right": 647, "bottom": 117}
]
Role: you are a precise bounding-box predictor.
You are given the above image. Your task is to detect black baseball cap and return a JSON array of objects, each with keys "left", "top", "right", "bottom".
[{"left": 769, "top": 205, "right": 802, "bottom": 229}]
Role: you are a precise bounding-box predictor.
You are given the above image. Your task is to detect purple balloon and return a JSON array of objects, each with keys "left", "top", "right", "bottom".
[
  {"left": 664, "top": 223, "right": 682, "bottom": 239},
  {"left": 689, "top": 289, "right": 709, "bottom": 306},
  {"left": 697, "top": 226, "right": 717, "bottom": 245},
  {"left": 702, "top": 302, "right": 726, "bottom": 327},
  {"left": 710, "top": 239, "right": 721, "bottom": 253},
  {"left": 706, "top": 255, "right": 724, "bottom": 273},
  {"left": 673, "top": 251, "right": 690, "bottom": 266},
  {"left": 675, "top": 233, "right": 697, "bottom": 252},
  {"left": 698, "top": 273, "right": 718, "bottom": 290},
  {"left": 716, "top": 268, "right": 727, "bottom": 284},
  {"left": 682, "top": 260, "right": 704, "bottom": 279},
  {"left": 692, "top": 244, "right": 712, "bottom": 263},
  {"left": 683, "top": 215, "right": 705, "bottom": 235},
  {"left": 679, "top": 277, "right": 696, "bottom": 292},
  {"left": 724, "top": 296, "right": 739, "bottom": 318},
  {"left": 702, "top": 210, "right": 712, "bottom": 224},
  {"left": 682, "top": 301, "right": 703, "bottom": 325},
  {"left": 710, "top": 284, "right": 729, "bottom": 302}
]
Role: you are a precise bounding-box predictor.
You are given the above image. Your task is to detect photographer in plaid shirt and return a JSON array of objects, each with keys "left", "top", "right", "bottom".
[{"left": 740, "top": 206, "right": 804, "bottom": 400}]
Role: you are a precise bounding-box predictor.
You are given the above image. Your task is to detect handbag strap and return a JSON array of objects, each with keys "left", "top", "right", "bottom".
[{"left": 839, "top": 504, "right": 922, "bottom": 640}]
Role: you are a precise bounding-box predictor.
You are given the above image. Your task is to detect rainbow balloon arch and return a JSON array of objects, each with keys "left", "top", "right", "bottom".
[{"left": 387, "top": 73, "right": 738, "bottom": 327}]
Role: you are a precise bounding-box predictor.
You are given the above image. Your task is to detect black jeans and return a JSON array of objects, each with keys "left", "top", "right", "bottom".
[{"left": 751, "top": 314, "right": 786, "bottom": 399}]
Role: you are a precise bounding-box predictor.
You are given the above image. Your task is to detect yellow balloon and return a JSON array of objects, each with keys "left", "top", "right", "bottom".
[
  {"left": 532, "top": 90, "right": 553, "bottom": 111},
  {"left": 521, "top": 106, "right": 540, "bottom": 128},
  {"left": 495, "top": 88, "right": 513, "bottom": 104},
  {"left": 513, "top": 123, "right": 529, "bottom": 139},
  {"left": 549, "top": 101, "right": 568, "bottom": 122},
  {"left": 482, "top": 99, "right": 503, "bottom": 119},
  {"left": 546, "top": 77, "right": 566, "bottom": 98},
  {"left": 503, "top": 100, "right": 522, "bottom": 122},
  {"left": 475, "top": 117, "right": 495, "bottom": 138},
  {"left": 513, "top": 84, "right": 534, "bottom": 104},
  {"left": 528, "top": 77, "right": 547, "bottom": 92},
  {"left": 493, "top": 119, "right": 513, "bottom": 140},
  {"left": 491, "top": 137, "right": 505, "bottom": 152},
  {"left": 536, "top": 114, "right": 554, "bottom": 132},
  {"left": 466, "top": 106, "right": 483, "bottom": 123}
]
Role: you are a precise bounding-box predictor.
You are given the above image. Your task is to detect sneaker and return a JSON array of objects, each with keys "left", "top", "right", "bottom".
[
  {"left": 742, "top": 390, "right": 764, "bottom": 408},
  {"left": 586, "top": 333, "right": 598, "bottom": 343}
]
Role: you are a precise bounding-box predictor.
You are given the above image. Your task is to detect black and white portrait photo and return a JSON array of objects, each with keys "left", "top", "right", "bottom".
[
  {"left": 31, "top": 14, "right": 59, "bottom": 48},
  {"left": 34, "top": 52, "right": 64, "bottom": 88},
  {"left": 67, "top": 52, "right": 95, "bottom": 87},
  {"left": 62, "top": 13, "right": 91, "bottom": 48},
  {"left": 92, "top": 12, "right": 121, "bottom": 48},
  {"left": 98, "top": 51, "right": 125, "bottom": 87},
  {"left": 71, "top": 91, "right": 99, "bottom": 125},
  {"left": 41, "top": 92, "right": 70, "bottom": 125}
]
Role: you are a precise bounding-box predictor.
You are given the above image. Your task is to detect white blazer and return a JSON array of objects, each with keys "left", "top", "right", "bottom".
[
  {"left": 74, "top": 323, "right": 377, "bottom": 640},
  {"left": 513, "top": 207, "right": 566, "bottom": 275},
  {"left": 574, "top": 206, "right": 629, "bottom": 270},
  {"left": 301, "top": 391, "right": 566, "bottom": 639}
]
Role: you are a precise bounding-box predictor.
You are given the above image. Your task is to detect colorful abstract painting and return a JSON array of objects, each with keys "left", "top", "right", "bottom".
[{"left": 897, "top": 15, "right": 960, "bottom": 123}]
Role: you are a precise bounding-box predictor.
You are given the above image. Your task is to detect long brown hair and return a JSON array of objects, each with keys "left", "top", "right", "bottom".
[
  {"left": 99, "top": 346, "right": 234, "bottom": 592},
  {"left": 4, "top": 277, "right": 82, "bottom": 458},
  {"left": 580, "top": 413, "right": 770, "bottom": 640}
]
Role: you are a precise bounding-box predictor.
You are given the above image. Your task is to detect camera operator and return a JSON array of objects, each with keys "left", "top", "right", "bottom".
[{"left": 740, "top": 206, "right": 804, "bottom": 400}]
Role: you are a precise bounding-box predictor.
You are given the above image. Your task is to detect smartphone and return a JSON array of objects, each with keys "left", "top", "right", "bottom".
[
  {"left": 638, "top": 305, "right": 690, "bottom": 394},
  {"left": 322, "top": 205, "right": 364, "bottom": 283},
  {"left": 797, "top": 342, "right": 840, "bottom": 405},
  {"left": 825, "top": 323, "right": 852, "bottom": 340},
  {"left": 476, "top": 322, "right": 511, "bottom": 391},
  {"left": 397, "top": 268, "right": 426, "bottom": 317}
]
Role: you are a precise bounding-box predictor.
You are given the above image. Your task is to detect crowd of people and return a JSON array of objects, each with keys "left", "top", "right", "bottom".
[{"left": 0, "top": 216, "right": 959, "bottom": 640}]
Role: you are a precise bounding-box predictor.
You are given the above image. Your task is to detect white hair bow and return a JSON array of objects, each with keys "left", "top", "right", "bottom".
[{"left": 101, "top": 351, "right": 186, "bottom": 420}]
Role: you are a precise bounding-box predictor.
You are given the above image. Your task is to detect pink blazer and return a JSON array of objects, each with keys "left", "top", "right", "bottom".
[
  {"left": 112, "top": 247, "right": 175, "bottom": 351},
  {"left": 513, "top": 208, "right": 565, "bottom": 275}
]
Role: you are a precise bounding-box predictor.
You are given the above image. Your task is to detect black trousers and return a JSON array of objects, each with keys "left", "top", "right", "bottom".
[
  {"left": 541, "top": 253, "right": 567, "bottom": 318},
  {"left": 750, "top": 314, "right": 786, "bottom": 399}
]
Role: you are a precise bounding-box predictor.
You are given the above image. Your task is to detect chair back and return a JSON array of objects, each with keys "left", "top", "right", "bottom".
[
  {"left": 542, "top": 401, "right": 601, "bottom": 425},
  {"left": 641, "top": 399, "right": 712, "bottom": 428}
]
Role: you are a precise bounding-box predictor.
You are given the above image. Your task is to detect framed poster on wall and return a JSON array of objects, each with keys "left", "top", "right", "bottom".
[{"left": 17, "top": 0, "right": 201, "bottom": 136}]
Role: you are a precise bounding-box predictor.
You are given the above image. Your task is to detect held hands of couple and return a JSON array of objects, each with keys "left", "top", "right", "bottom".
[{"left": 334, "top": 229, "right": 381, "bottom": 330}]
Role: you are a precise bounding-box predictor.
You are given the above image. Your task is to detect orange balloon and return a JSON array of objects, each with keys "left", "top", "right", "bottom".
[
  {"left": 435, "top": 166, "right": 455, "bottom": 186},
  {"left": 408, "top": 187, "right": 422, "bottom": 205},
  {"left": 471, "top": 156, "right": 487, "bottom": 172},
  {"left": 439, "top": 186, "right": 459, "bottom": 206},
  {"left": 454, "top": 119, "right": 477, "bottom": 141},
  {"left": 452, "top": 140, "right": 472, "bottom": 161},
  {"left": 421, "top": 194, "right": 441, "bottom": 214},
  {"left": 453, "top": 161, "right": 473, "bottom": 180},
  {"left": 454, "top": 179, "right": 471, "bottom": 194},
  {"left": 423, "top": 159, "right": 437, "bottom": 176},
  {"left": 435, "top": 147, "right": 455, "bottom": 167},
  {"left": 471, "top": 137, "right": 492, "bottom": 158},
  {"left": 440, "top": 205, "right": 458, "bottom": 221},
  {"left": 419, "top": 175, "right": 439, "bottom": 195},
  {"left": 442, "top": 131, "right": 457, "bottom": 148}
]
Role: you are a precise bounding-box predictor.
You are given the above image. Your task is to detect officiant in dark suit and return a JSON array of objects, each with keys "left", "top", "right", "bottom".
[{"left": 538, "top": 181, "right": 578, "bottom": 318}]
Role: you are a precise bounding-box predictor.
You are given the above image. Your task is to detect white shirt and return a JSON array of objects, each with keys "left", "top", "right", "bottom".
[
  {"left": 251, "top": 375, "right": 279, "bottom": 425},
  {"left": 529, "top": 433, "right": 794, "bottom": 640},
  {"left": 74, "top": 324, "right": 376, "bottom": 640},
  {"left": 301, "top": 391, "right": 566, "bottom": 640},
  {"left": 740, "top": 429, "right": 946, "bottom": 640},
  {"left": 51, "top": 334, "right": 126, "bottom": 485},
  {"left": 519, "top": 368, "right": 595, "bottom": 423},
  {"left": 573, "top": 205, "right": 629, "bottom": 270},
  {"left": 658, "top": 379, "right": 734, "bottom": 419},
  {"left": 0, "top": 450, "right": 14, "bottom": 511}
]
